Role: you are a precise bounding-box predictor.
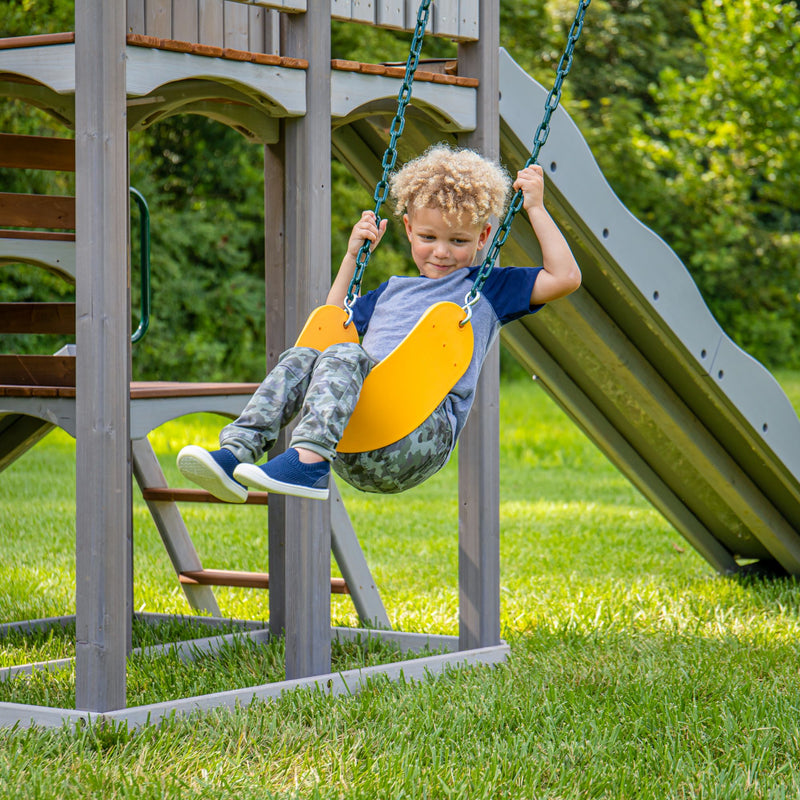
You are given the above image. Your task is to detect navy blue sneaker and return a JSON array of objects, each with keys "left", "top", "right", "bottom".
[
  {"left": 234, "top": 448, "right": 330, "bottom": 500},
  {"left": 177, "top": 445, "right": 247, "bottom": 503}
]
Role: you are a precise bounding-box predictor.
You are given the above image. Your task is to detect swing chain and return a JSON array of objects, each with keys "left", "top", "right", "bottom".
[
  {"left": 344, "top": 0, "right": 433, "bottom": 319},
  {"left": 461, "top": 0, "right": 591, "bottom": 317}
]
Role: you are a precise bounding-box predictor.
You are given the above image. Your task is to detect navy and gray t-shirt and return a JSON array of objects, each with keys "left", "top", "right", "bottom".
[{"left": 351, "top": 265, "right": 543, "bottom": 453}]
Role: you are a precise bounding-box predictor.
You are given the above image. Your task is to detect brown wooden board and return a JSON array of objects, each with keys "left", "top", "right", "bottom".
[
  {"left": 0, "top": 134, "right": 75, "bottom": 171},
  {"left": 0, "top": 193, "right": 75, "bottom": 230},
  {"left": 0, "top": 302, "right": 76, "bottom": 334},
  {"left": 0, "top": 354, "right": 75, "bottom": 387}
]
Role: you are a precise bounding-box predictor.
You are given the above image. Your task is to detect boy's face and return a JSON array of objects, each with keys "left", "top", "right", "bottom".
[{"left": 403, "top": 206, "right": 491, "bottom": 280}]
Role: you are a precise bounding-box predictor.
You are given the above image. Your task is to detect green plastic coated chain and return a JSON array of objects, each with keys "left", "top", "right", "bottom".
[
  {"left": 461, "top": 0, "right": 591, "bottom": 320},
  {"left": 344, "top": 0, "right": 432, "bottom": 316}
]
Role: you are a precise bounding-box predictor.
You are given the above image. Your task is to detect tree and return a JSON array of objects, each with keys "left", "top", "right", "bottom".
[{"left": 630, "top": 0, "right": 800, "bottom": 366}]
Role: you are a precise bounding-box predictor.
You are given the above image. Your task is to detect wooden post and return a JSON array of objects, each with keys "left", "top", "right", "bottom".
[
  {"left": 278, "top": 6, "right": 332, "bottom": 679},
  {"left": 457, "top": 0, "right": 502, "bottom": 651},
  {"left": 74, "top": 0, "right": 131, "bottom": 712}
]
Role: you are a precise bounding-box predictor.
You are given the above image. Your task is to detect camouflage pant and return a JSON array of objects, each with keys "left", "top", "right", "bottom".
[{"left": 220, "top": 343, "right": 454, "bottom": 494}]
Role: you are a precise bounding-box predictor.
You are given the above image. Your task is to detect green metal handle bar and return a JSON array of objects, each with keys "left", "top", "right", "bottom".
[
  {"left": 129, "top": 186, "right": 151, "bottom": 344},
  {"left": 461, "top": 0, "right": 591, "bottom": 321},
  {"left": 344, "top": 0, "right": 433, "bottom": 322}
]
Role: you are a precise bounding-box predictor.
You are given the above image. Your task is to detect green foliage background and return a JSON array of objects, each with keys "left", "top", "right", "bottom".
[{"left": 1, "top": 0, "right": 798, "bottom": 378}]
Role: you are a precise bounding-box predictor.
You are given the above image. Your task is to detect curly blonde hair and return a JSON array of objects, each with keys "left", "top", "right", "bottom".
[{"left": 389, "top": 144, "right": 511, "bottom": 227}]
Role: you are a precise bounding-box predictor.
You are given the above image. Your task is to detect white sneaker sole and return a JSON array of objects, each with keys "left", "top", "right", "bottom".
[
  {"left": 233, "top": 463, "right": 329, "bottom": 500},
  {"left": 176, "top": 445, "right": 247, "bottom": 504}
]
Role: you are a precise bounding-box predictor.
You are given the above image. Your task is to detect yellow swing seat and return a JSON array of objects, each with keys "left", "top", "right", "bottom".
[{"left": 295, "top": 302, "right": 474, "bottom": 453}]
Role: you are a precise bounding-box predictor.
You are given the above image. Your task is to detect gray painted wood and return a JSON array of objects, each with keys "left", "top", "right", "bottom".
[
  {"left": 0, "top": 642, "right": 508, "bottom": 729},
  {"left": 247, "top": 5, "right": 265, "bottom": 52},
  {"left": 376, "top": 1, "right": 404, "bottom": 30},
  {"left": 74, "top": 0, "right": 131, "bottom": 712},
  {"left": 146, "top": 0, "right": 172, "bottom": 38},
  {"left": 264, "top": 136, "right": 289, "bottom": 638},
  {"left": 280, "top": 6, "right": 333, "bottom": 679},
  {"left": 350, "top": 0, "right": 375, "bottom": 24},
  {"left": 198, "top": 0, "right": 224, "bottom": 46},
  {"left": 330, "top": 480, "right": 391, "bottom": 629},
  {"left": 224, "top": 0, "right": 250, "bottom": 48},
  {"left": 127, "top": 0, "right": 145, "bottom": 36},
  {"left": 456, "top": 0, "right": 501, "bottom": 652},
  {"left": 173, "top": 1, "right": 200, "bottom": 42},
  {"left": 458, "top": 0, "right": 480, "bottom": 40},
  {"left": 130, "top": 438, "right": 223, "bottom": 616}
]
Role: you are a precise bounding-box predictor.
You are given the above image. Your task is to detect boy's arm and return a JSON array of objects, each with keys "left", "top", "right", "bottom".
[
  {"left": 327, "top": 211, "right": 388, "bottom": 307},
  {"left": 513, "top": 165, "right": 582, "bottom": 305}
]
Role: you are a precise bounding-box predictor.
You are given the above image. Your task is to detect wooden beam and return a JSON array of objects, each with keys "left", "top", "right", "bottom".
[
  {"left": 0, "top": 133, "right": 75, "bottom": 171},
  {"left": 0, "top": 302, "right": 75, "bottom": 334},
  {"left": 0, "top": 193, "right": 75, "bottom": 230},
  {"left": 280, "top": 4, "right": 332, "bottom": 681},
  {"left": 0, "top": 355, "right": 75, "bottom": 387},
  {"left": 457, "top": 0, "right": 502, "bottom": 652},
  {"left": 74, "top": 0, "right": 131, "bottom": 714}
]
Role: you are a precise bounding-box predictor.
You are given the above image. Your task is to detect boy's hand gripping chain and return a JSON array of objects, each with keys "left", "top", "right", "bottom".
[
  {"left": 460, "top": 0, "right": 591, "bottom": 325},
  {"left": 343, "top": 0, "right": 433, "bottom": 327}
]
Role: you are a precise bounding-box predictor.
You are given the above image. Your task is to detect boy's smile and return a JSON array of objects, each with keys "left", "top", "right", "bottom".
[{"left": 403, "top": 207, "right": 491, "bottom": 280}]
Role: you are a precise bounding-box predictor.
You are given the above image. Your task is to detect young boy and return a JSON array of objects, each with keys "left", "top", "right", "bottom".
[{"left": 177, "top": 145, "right": 581, "bottom": 502}]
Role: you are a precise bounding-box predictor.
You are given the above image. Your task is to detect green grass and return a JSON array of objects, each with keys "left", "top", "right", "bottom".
[{"left": 1, "top": 373, "right": 800, "bottom": 798}]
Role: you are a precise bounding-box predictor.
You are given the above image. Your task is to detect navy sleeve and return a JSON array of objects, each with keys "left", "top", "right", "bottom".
[
  {"left": 480, "top": 266, "right": 544, "bottom": 324},
  {"left": 351, "top": 281, "right": 389, "bottom": 335}
]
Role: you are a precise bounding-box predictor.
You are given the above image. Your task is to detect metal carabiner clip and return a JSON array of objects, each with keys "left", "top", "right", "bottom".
[
  {"left": 343, "top": 295, "right": 356, "bottom": 329},
  {"left": 460, "top": 290, "right": 481, "bottom": 327}
]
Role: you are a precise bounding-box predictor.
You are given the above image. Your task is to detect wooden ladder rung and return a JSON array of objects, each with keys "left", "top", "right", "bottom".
[
  {"left": 179, "top": 569, "right": 350, "bottom": 595},
  {"left": 141, "top": 487, "right": 270, "bottom": 505}
]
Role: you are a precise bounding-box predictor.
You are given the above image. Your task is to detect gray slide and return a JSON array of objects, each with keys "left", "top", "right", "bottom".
[{"left": 495, "top": 49, "right": 800, "bottom": 576}]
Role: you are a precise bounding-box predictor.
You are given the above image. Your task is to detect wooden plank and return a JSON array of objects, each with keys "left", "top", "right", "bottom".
[
  {"left": 172, "top": 0, "right": 200, "bottom": 43},
  {"left": 126, "top": 0, "right": 146, "bottom": 37},
  {"left": 350, "top": 0, "right": 375, "bottom": 23},
  {"left": 456, "top": 0, "right": 501, "bottom": 652},
  {"left": 223, "top": 0, "right": 250, "bottom": 49},
  {"left": 146, "top": 0, "right": 172, "bottom": 38},
  {"left": 458, "top": 0, "right": 480, "bottom": 41},
  {"left": 141, "top": 487, "right": 270, "bottom": 505},
  {"left": 0, "top": 133, "right": 75, "bottom": 171},
  {"left": 247, "top": 5, "right": 265, "bottom": 54},
  {"left": 0, "top": 194, "right": 75, "bottom": 230},
  {"left": 281, "top": 5, "right": 332, "bottom": 681},
  {"left": 0, "top": 230, "right": 75, "bottom": 241},
  {"left": 179, "top": 569, "right": 350, "bottom": 594},
  {"left": 330, "top": 0, "right": 352, "bottom": 20},
  {"left": 74, "top": 0, "right": 131, "bottom": 713},
  {"left": 0, "top": 354, "right": 75, "bottom": 387},
  {"left": 129, "top": 381, "right": 259, "bottom": 398},
  {"left": 0, "top": 32, "right": 74, "bottom": 50},
  {"left": 432, "top": 0, "right": 459, "bottom": 37},
  {"left": 376, "top": 0, "right": 405, "bottom": 30},
  {"left": 0, "top": 302, "right": 75, "bottom": 334},
  {"left": 0, "top": 384, "right": 75, "bottom": 398},
  {"left": 198, "top": 0, "right": 224, "bottom": 46}
]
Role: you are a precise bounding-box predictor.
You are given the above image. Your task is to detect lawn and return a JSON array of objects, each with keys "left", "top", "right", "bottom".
[{"left": 1, "top": 372, "right": 800, "bottom": 798}]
